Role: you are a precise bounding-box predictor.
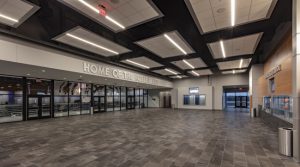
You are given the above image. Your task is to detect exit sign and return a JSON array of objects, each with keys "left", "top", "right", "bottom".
[{"left": 99, "top": 8, "right": 106, "bottom": 16}]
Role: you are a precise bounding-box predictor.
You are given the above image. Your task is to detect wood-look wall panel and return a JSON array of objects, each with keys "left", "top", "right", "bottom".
[{"left": 257, "top": 33, "right": 292, "bottom": 105}]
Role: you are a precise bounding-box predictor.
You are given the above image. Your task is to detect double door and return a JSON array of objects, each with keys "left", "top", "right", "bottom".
[
  {"left": 27, "top": 95, "right": 51, "bottom": 120},
  {"left": 235, "top": 96, "right": 248, "bottom": 108},
  {"left": 127, "top": 96, "right": 135, "bottom": 109},
  {"left": 93, "top": 96, "right": 105, "bottom": 113}
]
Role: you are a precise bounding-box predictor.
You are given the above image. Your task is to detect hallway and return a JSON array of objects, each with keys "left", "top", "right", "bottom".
[{"left": 0, "top": 109, "right": 298, "bottom": 167}]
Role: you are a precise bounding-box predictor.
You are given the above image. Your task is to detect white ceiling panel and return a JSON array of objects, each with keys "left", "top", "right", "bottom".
[
  {"left": 208, "top": 33, "right": 263, "bottom": 59},
  {"left": 59, "top": 0, "right": 163, "bottom": 32},
  {"left": 135, "top": 31, "right": 195, "bottom": 58},
  {"left": 121, "top": 56, "right": 162, "bottom": 69},
  {"left": 153, "top": 69, "right": 180, "bottom": 76},
  {"left": 53, "top": 26, "right": 131, "bottom": 57},
  {"left": 222, "top": 69, "right": 247, "bottom": 74},
  {"left": 217, "top": 58, "right": 251, "bottom": 70},
  {"left": 0, "top": 0, "right": 39, "bottom": 27},
  {"left": 186, "top": 0, "right": 277, "bottom": 33},
  {"left": 171, "top": 58, "right": 206, "bottom": 70},
  {"left": 189, "top": 69, "right": 213, "bottom": 76}
]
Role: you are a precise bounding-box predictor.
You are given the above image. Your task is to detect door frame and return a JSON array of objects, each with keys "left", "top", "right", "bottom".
[{"left": 27, "top": 95, "right": 52, "bottom": 120}]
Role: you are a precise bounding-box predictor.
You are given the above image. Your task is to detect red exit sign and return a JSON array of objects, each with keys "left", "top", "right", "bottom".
[{"left": 99, "top": 8, "right": 106, "bottom": 16}]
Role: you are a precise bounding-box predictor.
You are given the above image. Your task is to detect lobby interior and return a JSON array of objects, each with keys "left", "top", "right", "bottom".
[{"left": 0, "top": 0, "right": 300, "bottom": 166}]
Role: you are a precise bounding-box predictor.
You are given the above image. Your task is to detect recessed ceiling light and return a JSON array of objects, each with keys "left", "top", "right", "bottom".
[
  {"left": 8, "top": 85, "right": 12, "bottom": 88},
  {"left": 78, "top": 0, "right": 125, "bottom": 29},
  {"left": 164, "top": 34, "right": 187, "bottom": 55},
  {"left": 231, "top": 0, "right": 236, "bottom": 26},
  {"left": 0, "top": 14, "right": 18, "bottom": 23},
  {"left": 26, "top": 73, "right": 30, "bottom": 76},
  {"left": 80, "top": 75, "right": 82, "bottom": 78},
  {"left": 165, "top": 68, "right": 178, "bottom": 75},
  {"left": 42, "top": 70, "right": 46, "bottom": 72},
  {"left": 0, "top": 87, "right": 4, "bottom": 89},
  {"left": 126, "top": 59, "right": 150, "bottom": 69},
  {"left": 183, "top": 59, "right": 195, "bottom": 69},
  {"left": 220, "top": 40, "right": 226, "bottom": 58},
  {"left": 64, "top": 78, "right": 67, "bottom": 80},
  {"left": 191, "top": 70, "right": 200, "bottom": 76},
  {"left": 233, "top": 70, "right": 235, "bottom": 74},
  {"left": 66, "top": 33, "right": 119, "bottom": 55},
  {"left": 239, "top": 59, "right": 243, "bottom": 68}
]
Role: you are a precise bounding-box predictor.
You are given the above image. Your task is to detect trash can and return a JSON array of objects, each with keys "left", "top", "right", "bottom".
[
  {"left": 251, "top": 108, "right": 257, "bottom": 117},
  {"left": 278, "top": 127, "right": 293, "bottom": 156},
  {"left": 90, "top": 107, "right": 94, "bottom": 115}
]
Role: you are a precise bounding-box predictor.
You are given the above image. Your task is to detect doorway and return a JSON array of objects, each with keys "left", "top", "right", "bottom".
[
  {"left": 127, "top": 96, "right": 135, "bottom": 109},
  {"left": 235, "top": 96, "right": 248, "bottom": 108},
  {"left": 93, "top": 96, "right": 105, "bottom": 113},
  {"left": 27, "top": 95, "right": 51, "bottom": 120}
]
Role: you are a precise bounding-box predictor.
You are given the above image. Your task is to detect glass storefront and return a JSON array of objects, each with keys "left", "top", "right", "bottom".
[
  {"left": 54, "top": 81, "right": 68, "bottom": 117},
  {"left": 0, "top": 76, "right": 23, "bottom": 123},
  {"left": 0, "top": 75, "right": 149, "bottom": 123}
]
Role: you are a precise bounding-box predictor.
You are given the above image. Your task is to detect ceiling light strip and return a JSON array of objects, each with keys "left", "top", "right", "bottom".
[
  {"left": 165, "top": 68, "right": 178, "bottom": 75},
  {"left": 231, "top": 0, "right": 236, "bottom": 26},
  {"left": 183, "top": 59, "right": 195, "bottom": 69},
  {"left": 233, "top": 70, "right": 235, "bottom": 74},
  {"left": 191, "top": 70, "right": 200, "bottom": 76},
  {"left": 164, "top": 34, "right": 187, "bottom": 55},
  {"left": 126, "top": 59, "right": 150, "bottom": 69},
  {"left": 0, "top": 14, "right": 18, "bottom": 23},
  {"left": 78, "top": 0, "right": 99, "bottom": 14},
  {"left": 105, "top": 16, "right": 125, "bottom": 29},
  {"left": 66, "top": 33, "right": 119, "bottom": 55},
  {"left": 239, "top": 59, "right": 243, "bottom": 68},
  {"left": 220, "top": 40, "right": 226, "bottom": 58},
  {"left": 176, "top": 75, "right": 182, "bottom": 79}
]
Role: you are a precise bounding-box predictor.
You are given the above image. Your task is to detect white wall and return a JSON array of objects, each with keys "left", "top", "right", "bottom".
[
  {"left": 148, "top": 90, "right": 160, "bottom": 108},
  {"left": 172, "top": 74, "right": 249, "bottom": 110},
  {"left": 176, "top": 86, "right": 213, "bottom": 110}
]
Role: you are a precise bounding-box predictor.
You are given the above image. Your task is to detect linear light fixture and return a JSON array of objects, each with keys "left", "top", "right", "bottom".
[
  {"left": 165, "top": 68, "right": 178, "bottom": 75},
  {"left": 233, "top": 70, "right": 235, "bottom": 74},
  {"left": 183, "top": 59, "right": 195, "bottom": 69},
  {"left": 78, "top": 0, "right": 125, "bottom": 29},
  {"left": 176, "top": 75, "right": 182, "bottom": 79},
  {"left": 164, "top": 34, "right": 187, "bottom": 55},
  {"left": 239, "top": 59, "right": 243, "bottom": 68},
  {"left": 126, "top": 59, "right": 150, "bottom": 69},
  {"left": 191, "top": 70, "right": 200, "bottom": 76},
  {"left": 66, "top": 33, "right": 119, "bottom": 55},
  {"left": 0, "top": 14, "right": 18, "bottom": 23},
  {"left": 220, "top": 40, "right": 226, "bottom": 58},
  {"left": 231, "top": 0, "right": 236, "bottom": 26},
  {"left": 105, "top": 16, "right": 125, "bottom": 29},
  {"left": 78, "top": 0, "right": 99, "bottom": 13}
]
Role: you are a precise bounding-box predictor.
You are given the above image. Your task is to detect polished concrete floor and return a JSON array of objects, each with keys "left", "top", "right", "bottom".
[{"left": 0, "top": 108, "right": 299, "bottom": 167}]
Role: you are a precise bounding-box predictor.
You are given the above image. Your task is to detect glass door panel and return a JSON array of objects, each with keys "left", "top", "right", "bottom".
[
  {"left": 41, "top": 97, "right": 51, "bottom": 117},
  {"left": 28, "top": 97, "right": 39, "bottom": 119}
]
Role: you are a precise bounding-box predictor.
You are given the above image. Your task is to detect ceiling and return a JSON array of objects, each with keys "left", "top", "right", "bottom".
[{"left": 0, "top": 0, "right": 292, "bottom": 81}]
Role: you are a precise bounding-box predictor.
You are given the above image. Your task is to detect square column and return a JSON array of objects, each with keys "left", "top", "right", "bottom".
[{"left": 293, "top": 0, "right": 300, "bottom": 161}]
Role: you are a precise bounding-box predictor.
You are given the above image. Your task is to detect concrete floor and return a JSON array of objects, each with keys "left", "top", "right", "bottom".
[{"left": 0, "top": 108, "right": 298, "bottom": 167}]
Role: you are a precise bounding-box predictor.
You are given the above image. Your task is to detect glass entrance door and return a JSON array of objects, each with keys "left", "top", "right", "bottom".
[
  {"left": 93, "top": 96, "right": 105, "bottom": 113},
  {"left": 27, "top": 95, "right": 51, "bottom": 119},
  {"left": 235, "top": 96, "right": 248, "bottom": 108},
  {"left": 127, "top": 96, "right": 135, "bottom": 109}
]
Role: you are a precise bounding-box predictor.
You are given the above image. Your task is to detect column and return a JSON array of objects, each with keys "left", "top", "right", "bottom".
[{"left": 293, "top": 0, "right": 300, "bottom": 161}]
